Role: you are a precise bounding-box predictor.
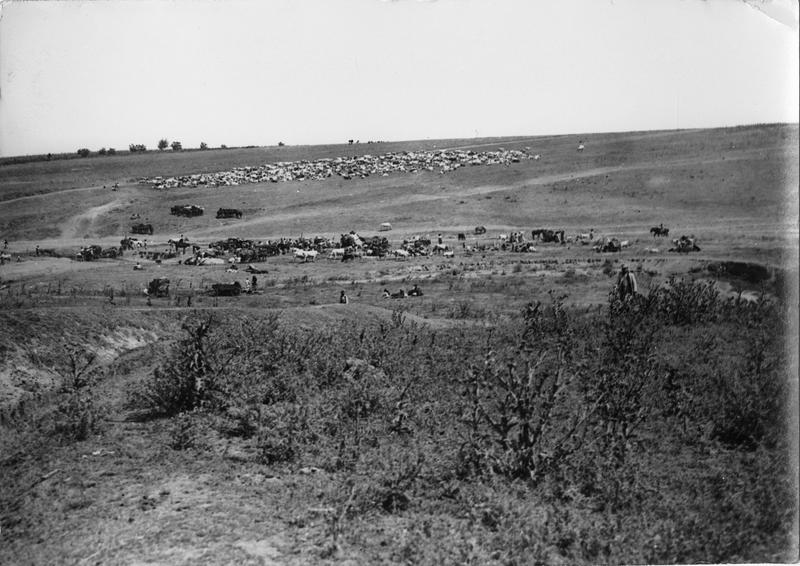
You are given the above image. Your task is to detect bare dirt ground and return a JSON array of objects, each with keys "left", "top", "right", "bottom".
[{"left": 0, "top": 124, "right": 797, "bottom": 565}]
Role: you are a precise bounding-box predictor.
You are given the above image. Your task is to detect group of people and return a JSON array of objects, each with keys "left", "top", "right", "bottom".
[{"left": 338, "top": 284, "right": 425, "bottom": 304}]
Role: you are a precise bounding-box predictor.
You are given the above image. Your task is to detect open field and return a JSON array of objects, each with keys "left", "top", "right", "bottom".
[{"left": 1, "top": 124, "right": 798, "bottom": 565}]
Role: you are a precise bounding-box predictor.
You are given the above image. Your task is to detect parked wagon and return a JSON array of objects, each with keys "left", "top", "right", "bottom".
[
  {"left": 211, "top": 282, "right": 242, "bottom": 296},
  {"left": 131, "top": 223, "right": 154, "bottom": 235},
  {"left": 170, "top": 205, "right": 204, "bottom": 217},
  {"left": 216, "top": 208, "right": 243, "bottom": 219}
]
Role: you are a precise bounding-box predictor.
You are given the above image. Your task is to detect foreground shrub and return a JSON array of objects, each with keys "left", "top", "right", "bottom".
[
  {"left": 129, "top": 318, "right": 213, "bottom": 416},
  {"left": 168, "top": 409, "right": 211, "bottom": 450}
]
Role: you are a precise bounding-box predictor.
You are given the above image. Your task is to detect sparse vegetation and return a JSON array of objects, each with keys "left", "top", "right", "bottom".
[
  {"left": 0, "top": 125, "right": 795, "bottom": 564},
  {"left": 113, "top": 279, "right": 794, "bottom": 563}
]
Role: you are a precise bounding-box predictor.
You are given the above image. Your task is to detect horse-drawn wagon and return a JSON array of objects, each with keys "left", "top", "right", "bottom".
[
  {"left": 131, "top": 223, "right": 154, "bottom": 235},
  {"left": 170, "top": 205, "right": 204, "bottom": 217},
  {"left": 216, "top": 208, "right": 243, "bottom": 219}
]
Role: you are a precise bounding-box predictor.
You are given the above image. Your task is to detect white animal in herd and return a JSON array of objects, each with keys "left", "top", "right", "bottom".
[
  {"left": 328, "top": 248, "right": 346, "bottom": 260},
  {"left": 292, "top": 248, "right": 318, "bottom": 262},
  {"left": 392, "top": 249, "right": 410, "bottom": 260}
]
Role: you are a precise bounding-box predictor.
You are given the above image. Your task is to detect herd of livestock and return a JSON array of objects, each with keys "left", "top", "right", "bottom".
[{"left": 138, "top": 148, "right": 536, "bottom": 190}]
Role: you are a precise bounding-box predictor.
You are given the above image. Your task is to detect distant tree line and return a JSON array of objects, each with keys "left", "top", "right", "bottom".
[{"left": 1, "top": 140, "right": 264, "bottom": 166}]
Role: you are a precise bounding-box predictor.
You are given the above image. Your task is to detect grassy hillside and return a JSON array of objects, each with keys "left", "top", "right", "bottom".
[{"left": 0, "top": 123, "right": 797, "bottom": 564}]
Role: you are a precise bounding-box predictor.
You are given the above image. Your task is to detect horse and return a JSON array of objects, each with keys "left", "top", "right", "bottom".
[
  {"left": 168, "top": 238, "right": 191, "bottom": 254},
  {"left": 650, "top": 226, "right": 669, "bottom": 238}
]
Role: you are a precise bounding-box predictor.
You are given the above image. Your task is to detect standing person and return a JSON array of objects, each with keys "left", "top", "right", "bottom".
[
  {"left": 35, "top": 245, "right": 40, "bottom": 256},
  {"left": 438, "top": 233, "right": 443, "bottom": 245},
  {"left": 339, "top": 290, "right": 349, "bottom": 304},
  {"left": 251, "top": 275, "right": 258, "bottom": 291},
  {"left": 617, "top": 264, "right": 638, "bottom": 300}
]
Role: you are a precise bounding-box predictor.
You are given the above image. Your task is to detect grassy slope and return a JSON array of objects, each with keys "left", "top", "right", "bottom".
[{"left": 0, "top": 124, "right": 797, "bottom": 564}]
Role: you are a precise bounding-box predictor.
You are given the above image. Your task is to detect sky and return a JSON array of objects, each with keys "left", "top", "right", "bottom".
[{"left": 0, "top": 0, "right": 797, "bottom": 157}]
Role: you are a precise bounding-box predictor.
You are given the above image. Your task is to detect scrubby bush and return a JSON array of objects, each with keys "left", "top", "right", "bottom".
[
  {"left": 158, "top": 138, "right": 169, "bottom": 151},
  {"left": 77, "top": 148, "right": 90, "bottom": 158},
  {"left": 129, "top": 318, "right": 214, "bottom": 416},
  {"left": 168, "top": 409, "right": 210, "bottom": 450}
]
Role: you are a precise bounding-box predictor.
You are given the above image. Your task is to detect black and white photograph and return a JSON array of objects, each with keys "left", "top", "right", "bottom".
[{"left": 0, "top": 0, "right": 798, "bottom": 564}]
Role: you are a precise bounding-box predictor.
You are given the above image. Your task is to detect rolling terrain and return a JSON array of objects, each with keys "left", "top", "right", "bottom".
[{"left": 0, "top": 124, "right": 797, "bottom": 565}]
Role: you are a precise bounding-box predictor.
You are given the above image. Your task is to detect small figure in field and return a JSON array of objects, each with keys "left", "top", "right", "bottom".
[
  {"left": 187, "top": 295, "right": 192, "bottom": 307},
  {"left": 3, "top": 240, "right": 8, "bottom": 250},
  {"left": 251, "top": 275, "right": 258, "bottom": 290},
  {"left": 409, "top": 284, "right": 423, "bottom": 297},
  {"left": 438, "top": 233, "right": 443, "bottom": 245},
  {"left": 35, "top": 245, "right": 40, "bottom": 256},
  {"left": 339, "top": 290, "right": 349, "bottom": 304},
  {"left": 108, "top": 288, "right": 115, "bottom": 305},
  {"left": 617, "top": 264, "right": 638, "bottom": 300}
]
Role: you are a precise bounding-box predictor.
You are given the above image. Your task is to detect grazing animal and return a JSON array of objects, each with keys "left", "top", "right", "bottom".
[
  {"left": 392, "top": 249, "right": 410, "bottom": 260},
  {"left": 457, "top": 233, "right": 466, "bottom": 241},
  {"left": 328, "top": 248, "right": 346, "bottom": 260},
  {"left": 293, "top": 249, "right": 318, "bottom": 262},
  {"left": 474, "top": 226, "right": 487, "bottom": 235}
]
